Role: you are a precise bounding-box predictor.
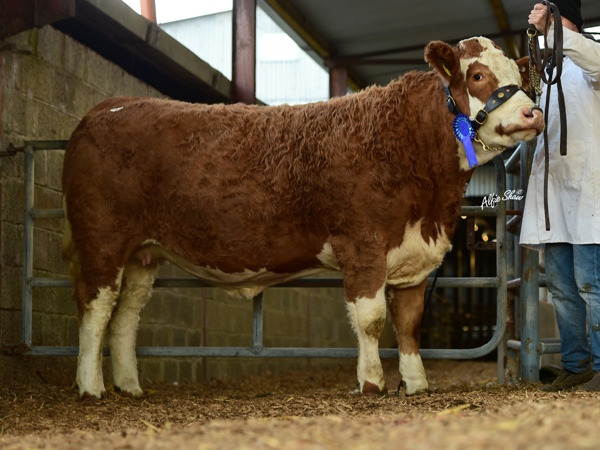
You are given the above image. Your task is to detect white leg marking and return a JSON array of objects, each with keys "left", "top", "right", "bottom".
[
  {"left": 346, "top": 285, "right": 387, "bottom": 393},
  {"left": 399, "top": 352, "right": 428, "bottom": 395},
  {"left": 108, "top": 265, "right": 156, "bottom": 397},
  {"left": 77, "top": 275, "right": 122, "bottom": 398}
]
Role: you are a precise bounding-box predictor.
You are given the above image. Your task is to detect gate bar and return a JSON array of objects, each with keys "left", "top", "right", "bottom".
[
  {"left": 12, "top": 141, "right": 509, "bottom": 370},
  {"left": 27, "top": 276, "right": 500, "bottom": 289}
]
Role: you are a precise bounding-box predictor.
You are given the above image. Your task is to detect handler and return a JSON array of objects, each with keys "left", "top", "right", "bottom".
[{"left": 520, "top": 0, "right": 600, "bottom": 391}]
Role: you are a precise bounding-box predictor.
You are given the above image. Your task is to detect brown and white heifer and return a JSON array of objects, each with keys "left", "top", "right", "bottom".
[{"left": 62, "top": 36, "right": 543, "bottom": 399}]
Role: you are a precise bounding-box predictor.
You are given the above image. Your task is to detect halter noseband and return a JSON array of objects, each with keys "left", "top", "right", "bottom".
[{"left": 444, "top": 83, "right": 526, "bottom": 133}]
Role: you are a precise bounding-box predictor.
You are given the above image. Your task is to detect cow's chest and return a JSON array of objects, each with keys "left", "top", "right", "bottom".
[
  {"left": 317, "top": 220, "right": 451, "bottom": 288},
  {"left": 385, "top": 221, "right": 452, "bottom": 287}
]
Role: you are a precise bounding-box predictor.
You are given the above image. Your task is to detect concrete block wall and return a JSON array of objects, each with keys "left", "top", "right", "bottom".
[{"left": 0, "top": 25, "right": 359, "bottom": 388}]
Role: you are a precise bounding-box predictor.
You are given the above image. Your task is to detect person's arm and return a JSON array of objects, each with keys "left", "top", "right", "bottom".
[
  {"left": 528, "top": 2, "right": 600, "bottom": 87},
  {"left": 547, "top": 23, "right": 600, "bottom": 88}
]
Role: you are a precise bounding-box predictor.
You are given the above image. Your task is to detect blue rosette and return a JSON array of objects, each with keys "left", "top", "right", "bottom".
[{"left": 453, "top": 114, "right": 478, "bottom": 168}]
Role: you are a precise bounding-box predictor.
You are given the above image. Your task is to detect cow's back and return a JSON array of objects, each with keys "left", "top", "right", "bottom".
[
  {"left": 63, "top": 95, "right": 387, "bottom": 277},
  {"left": 62, "top": 74, "right": 463, "bottom": 279}
]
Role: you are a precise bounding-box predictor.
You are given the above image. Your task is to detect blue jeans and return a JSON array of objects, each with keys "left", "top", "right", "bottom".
[{"left": 545, "top": 243, "right": 600, "bottom": 373}]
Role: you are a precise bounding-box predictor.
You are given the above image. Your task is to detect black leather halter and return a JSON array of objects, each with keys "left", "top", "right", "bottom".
[{"left": 444, "top": 84, "right": 526, "bottom": 134}]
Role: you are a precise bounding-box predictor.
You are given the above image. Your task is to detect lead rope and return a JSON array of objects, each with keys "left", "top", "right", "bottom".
[{"left": 527, "top": 1, "right": 566, "bottom": 231}]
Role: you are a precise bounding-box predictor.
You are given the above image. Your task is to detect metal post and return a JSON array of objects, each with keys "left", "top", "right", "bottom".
[
  {"left": 252, "top": 293, "right": 263, "bottom": 352},
  {"left": 494, "top": 156, "right": 508, "bottom": 383},
  {"left": 519, "top": 139, "right": 540, "bottom": 383},
  {"left": 520, "top": 247, "right": 540, "bottom": 382},
  {"left": 140, "top": 0, "right": 157, "bottom": 23},
  {"left": 501, "top": 143, "right": 526, "bottom": 384},
  {"left": 22, "top": 143, "right": 35, "bottom": 347}
]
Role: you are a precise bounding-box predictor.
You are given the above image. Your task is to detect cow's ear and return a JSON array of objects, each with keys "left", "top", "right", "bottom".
[
  {"left": 515, "top": 56, "right": 531, "bottom": 91},
  {"left": 425, "top": 41, "right": 458, "bottom": 84}
]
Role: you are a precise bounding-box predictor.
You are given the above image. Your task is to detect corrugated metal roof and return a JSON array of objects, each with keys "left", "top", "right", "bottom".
[{"left": 260, "top": 0, "right": 600, "bottom": 89}]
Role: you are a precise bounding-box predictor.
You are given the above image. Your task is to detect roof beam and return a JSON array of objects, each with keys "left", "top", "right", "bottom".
[
  {"left": 327, "top": 26, "right": 544, "bottom": 67},
  {"left": 53, "top": 0, "right": 231, "bottom": 103},
  {"left": 487, "top": 0, "right": 520, "bottom": 58},
  {"left": 0, "top": 0, "right": 75, "bottom": 39}
]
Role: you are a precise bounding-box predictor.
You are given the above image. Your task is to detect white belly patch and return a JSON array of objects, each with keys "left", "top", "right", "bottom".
[
  {"left": 386, "top": 220, "right": 451, "bottom": 287},
  {"left": 138, "top": 223, "right": 448, "bottom": 298},
  {"left": 137, "top": 242, "right": 335, "bottom": 300}
]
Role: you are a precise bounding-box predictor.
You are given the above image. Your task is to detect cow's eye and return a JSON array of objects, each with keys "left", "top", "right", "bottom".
[{"left": 473, "top": 73, "right": 484, "bottom": 81}]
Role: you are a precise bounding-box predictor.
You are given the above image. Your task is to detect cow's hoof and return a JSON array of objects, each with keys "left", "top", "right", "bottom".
[
  {"left": 394, "top": 379, "right": 429, "bottom": 396},
  {"left": 114, "top": 385, "right": 144, "bottom": 398},
  {"left": 405, "top": 387, "right": 429, "bottom": 396},
  {"left": 361, "top": 381, "right": 388, "bottom": 396},
  {"left": 402, "top": 378, "right": 429, "bottom": 396},
  {"left": 79, "top": 390, "right": 105, "bottom": 401}
]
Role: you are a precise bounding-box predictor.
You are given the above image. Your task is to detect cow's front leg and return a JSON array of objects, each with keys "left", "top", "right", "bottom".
[
  {"left": 346, "top": 282, "right": 388, "bottom": 395},
  {"left": 387, "top": 280, "right": 428, "bottom": 395}
]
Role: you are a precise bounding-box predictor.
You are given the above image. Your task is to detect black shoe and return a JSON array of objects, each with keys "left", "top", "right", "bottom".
[
  {"left": 539, "top": 366, "right": 594, "bottom": 392},
  {"left": 579, "top": 371, "right": 600, "bottom": 392}
]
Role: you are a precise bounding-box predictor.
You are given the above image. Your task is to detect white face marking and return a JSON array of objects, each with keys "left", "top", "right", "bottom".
[
  {"left": 456, "top": 37, "right": 539, "bottom": 170},
  {"left": 108, "top": 265, "right": 156, "bottom": 397},
  {"left": 77, "top": 270, "right": 123, "bottom": 398},
  {"left": 460, "top": 37, "right": 522, "bottom": 116},
  {"left": 399, "top": 352, "right": 428, "bottom": 395},
  {"left": 346, "top": 284, "right": 387, "bottom": 392},
  {"left": 386, "top": 220, "right": 451, "bottom": 287}
]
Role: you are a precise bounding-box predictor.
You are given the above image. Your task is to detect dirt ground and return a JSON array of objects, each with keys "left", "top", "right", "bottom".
[{"left": 1, "top": 359, "right": 599, "bottom": 449}]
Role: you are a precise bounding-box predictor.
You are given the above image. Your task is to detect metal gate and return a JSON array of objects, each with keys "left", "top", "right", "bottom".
[{"left": 9, "top": 139, "right": 544, "bottom": 381}]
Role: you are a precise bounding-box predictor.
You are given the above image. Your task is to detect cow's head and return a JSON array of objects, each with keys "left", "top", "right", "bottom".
[{"left": 425, "top": 36, "right": 544, "bottom": 170}]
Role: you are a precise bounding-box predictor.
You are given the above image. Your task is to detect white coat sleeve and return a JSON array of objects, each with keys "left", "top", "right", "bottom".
[{"left": 546, "top": 24, "right": 600, "bottom": 89}]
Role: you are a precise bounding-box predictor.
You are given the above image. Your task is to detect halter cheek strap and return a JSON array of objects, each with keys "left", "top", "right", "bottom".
[
  {"left": 443, "top": 83, "right": 526, "bottom": 168},
  {"left": 472, "top": 85, "right": 525, "bottom": 131}
]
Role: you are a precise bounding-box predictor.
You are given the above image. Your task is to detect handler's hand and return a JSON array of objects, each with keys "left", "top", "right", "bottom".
[{"left": 529, "top": 3, "right": 551, "bottom": 34}]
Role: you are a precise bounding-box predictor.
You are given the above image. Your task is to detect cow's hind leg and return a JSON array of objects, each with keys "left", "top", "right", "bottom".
[
  {"left": 387, "top": 280, "right": 428, "bottom": 395},
  {"left": 76, "top": 273, "right": 122, "bottom": 399},
  {"left": 346, "top": 282, "right": 388, "bottom": 395},
  {"left": 107, "top": 263, "right": 157, "bottom": 397}
]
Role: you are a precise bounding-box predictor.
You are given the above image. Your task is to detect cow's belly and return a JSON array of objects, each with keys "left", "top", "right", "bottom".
[
  {"left": 135, "top": 243, "right": 336, "bottom": 300},
  {"left": 136, "top": 220, "right": 449, "bottom": 298},
  {"left": 385, "top": 220, "right": 452, "bottom": 287}
]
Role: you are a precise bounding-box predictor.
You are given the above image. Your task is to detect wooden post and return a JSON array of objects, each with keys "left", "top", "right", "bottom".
[
  {"left": 232, "top": 0, "right": 256, "bottom": 104},
  {"left": 329, "top": 65, "right": 347, "bottom": 98}
]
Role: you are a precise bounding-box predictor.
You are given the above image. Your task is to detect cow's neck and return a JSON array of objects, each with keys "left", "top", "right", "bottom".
[{"left": 375, "top": 74, "right": 474, "bottom": 242}]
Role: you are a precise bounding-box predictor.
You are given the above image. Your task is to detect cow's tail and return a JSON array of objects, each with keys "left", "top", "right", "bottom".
[{"left": 61, "top": 196, "right": 82, "bottom": 286}]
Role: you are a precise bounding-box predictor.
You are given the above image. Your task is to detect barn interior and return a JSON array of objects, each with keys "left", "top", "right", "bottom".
[{"left": 1, "top": 0, "right": 598, "bottom": 388}]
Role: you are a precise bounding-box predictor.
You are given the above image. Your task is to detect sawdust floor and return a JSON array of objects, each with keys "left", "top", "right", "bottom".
[{"left": 1, "top": 359, "right": 599, "bottom": 449}]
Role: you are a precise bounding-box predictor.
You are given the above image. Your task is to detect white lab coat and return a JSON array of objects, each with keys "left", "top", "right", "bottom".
[{"left": 520, "top": 25, "right": 600, "bottom": 248}]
